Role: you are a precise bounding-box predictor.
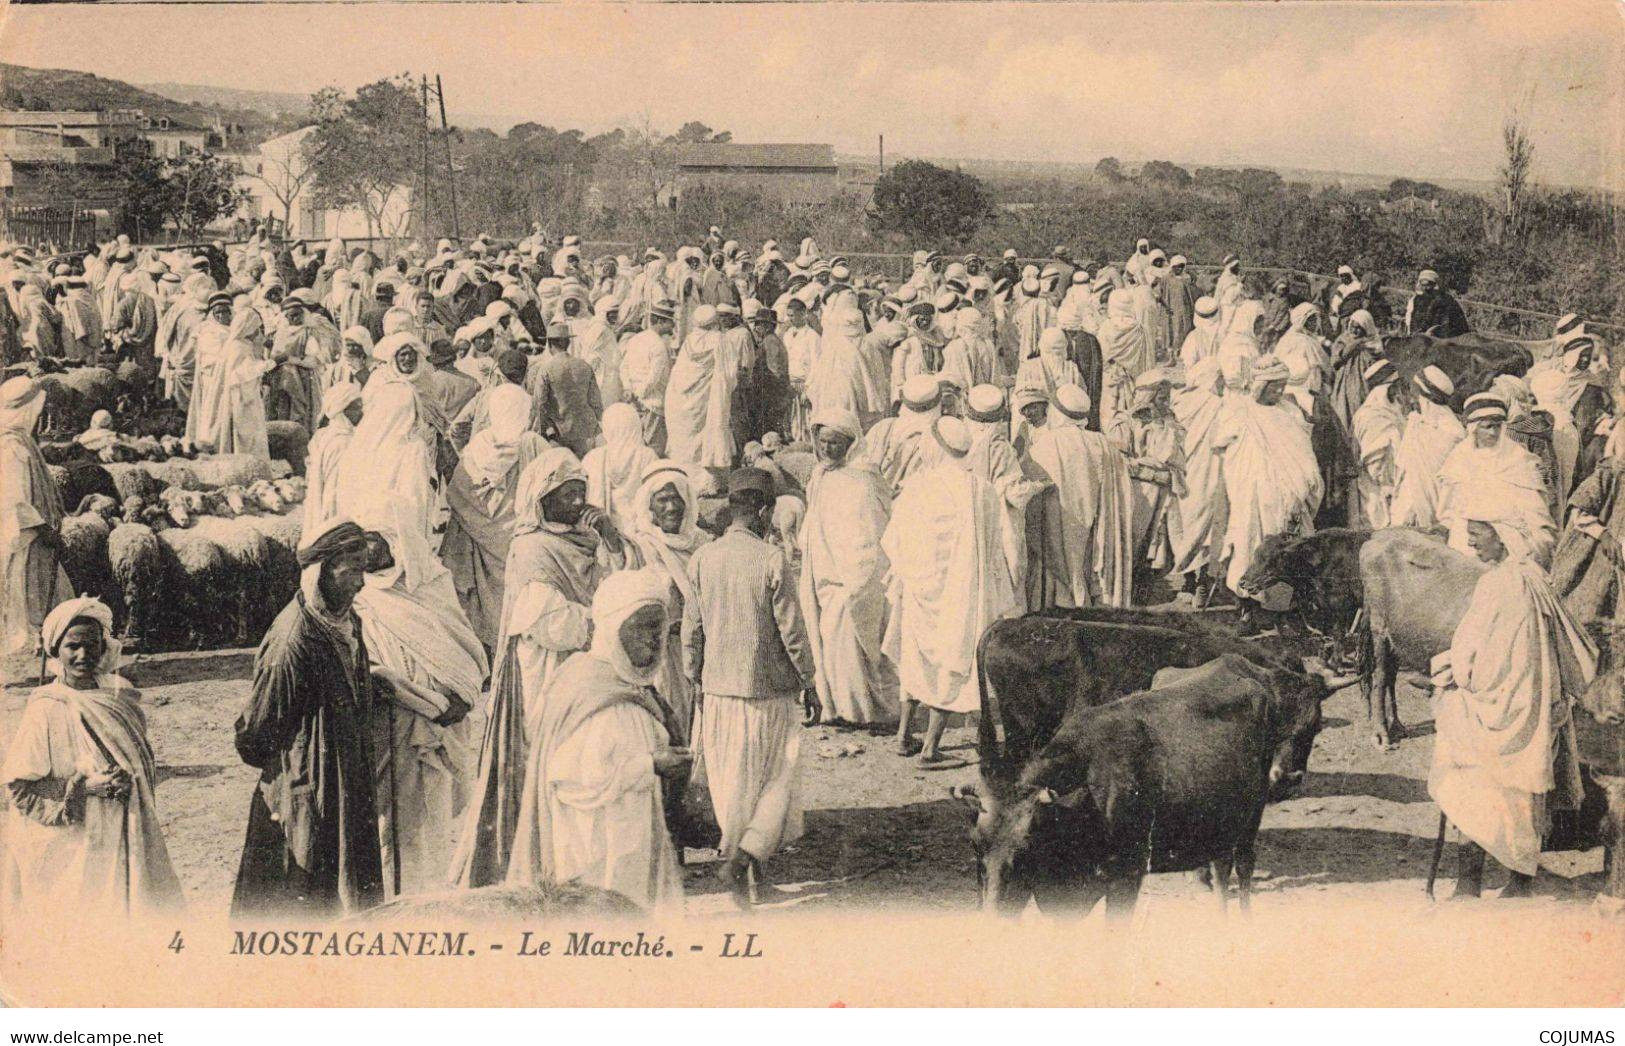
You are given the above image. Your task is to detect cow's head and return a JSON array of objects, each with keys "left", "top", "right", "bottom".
[
  {"left": 1235, "top": 535, "right": 1313, "bottom": 607},
  {"left": 954, "top": 777, "right": 1098, "bottom": 915},
  {"left": 1266, "top": 668, "right": 1331, "bottom": 800}
]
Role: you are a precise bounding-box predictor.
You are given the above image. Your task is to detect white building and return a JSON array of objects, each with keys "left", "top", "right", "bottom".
[{"left": 233, "top": 126, "right": 413, "bottom": 240}]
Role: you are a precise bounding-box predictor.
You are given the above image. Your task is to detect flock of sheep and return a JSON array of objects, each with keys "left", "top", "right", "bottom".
[{"left": 37, "top": 363, "right": 312, "bottom": 652}]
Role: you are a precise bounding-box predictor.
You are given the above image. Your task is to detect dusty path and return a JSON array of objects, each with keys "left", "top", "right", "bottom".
[{"left": 0, "top": 656, "right": 1606, "bottom": 920}]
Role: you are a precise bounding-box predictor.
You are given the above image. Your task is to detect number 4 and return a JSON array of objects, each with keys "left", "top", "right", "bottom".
[{"left": 167, "top": 931, "right": 184, "bottom": 953}]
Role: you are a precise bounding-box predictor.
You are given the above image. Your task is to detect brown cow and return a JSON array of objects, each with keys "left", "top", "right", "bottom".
[
  {"left": 1359, "top": 528, "right": 1486, "bottom": 748},
  {"left": 1381, "top": 333, "right": 1534, "bottom": 410}
]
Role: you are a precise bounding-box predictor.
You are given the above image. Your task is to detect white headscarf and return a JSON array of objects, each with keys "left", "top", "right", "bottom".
[
  {"left": 587, "top": 568, "right": 669, "bottom": 687},
  {"left": 461, "top": 383, "right": 534, "bottom": 489},
  {"left": 0, "top": 376, "right": 46, "bottom": 435},
  {"left": 512, "top": 446, "right": 586, "bottom": 536},
  {"left": 40, "top": 596, "right": 121, "bottom": 682},
  {"left": 630, "top": 461, "right": 704, "bottom": 555}
]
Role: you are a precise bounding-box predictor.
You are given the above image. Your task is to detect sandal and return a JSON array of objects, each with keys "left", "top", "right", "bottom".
[
  {"left": 919, "top": 753, "right": 968, "bottom": 770},
  {"left": 895, "top": 737, "right": 923, "bottom": 757}
]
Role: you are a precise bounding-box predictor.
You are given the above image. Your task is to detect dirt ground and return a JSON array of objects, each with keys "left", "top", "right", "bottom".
[{"left": 0, "top": 650, "right": 1609, "bottom": 922}]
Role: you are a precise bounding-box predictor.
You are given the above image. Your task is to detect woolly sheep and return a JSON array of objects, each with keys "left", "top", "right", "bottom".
[
  {"left": 104, "top": 462, "right": 167, "bottom": 506},
  {"left": 155, "top": 526, "right": 233, "bottom": 648},
  {"left": 50, "top": 461, "right": 119, "bottom": 516},
  {"left": 182, "top": 453, "right": 274, "bottom": 489},
  {"left": 188, "top": 516, "right": 281, "bottom": 644},
  {"left": 774, "top": 448, "right": 816, "bottom": 490},
  {"left": 108, "top": 523, "right": 163, "bottom": 644},
  {"left": 245, "top": 480, "right": 287, "bottom": 515},
  {"left": 266, "top": 420, "right": 310, "bottom": 476},
  {"left": 58, "top": 507, "right": 121, "bottom": 624},
  {"left": 245, "top": 512, "right": 303, "bottom": 608}
]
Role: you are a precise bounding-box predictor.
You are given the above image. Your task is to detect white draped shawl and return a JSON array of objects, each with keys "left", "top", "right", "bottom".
[
  {"left": 1028, "top": 419, "right": 1136, "bottom": 608},
  {"left": 1213, "top": 396, "right": 1323, "bottom": 593},
  {"left": 1430, "top": 558, "right": 1593, "bottom": 874}
]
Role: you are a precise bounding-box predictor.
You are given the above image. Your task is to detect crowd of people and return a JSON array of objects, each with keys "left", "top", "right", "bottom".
[{"left": 0, "top": 223, "right": 1616, "bottom": 924}]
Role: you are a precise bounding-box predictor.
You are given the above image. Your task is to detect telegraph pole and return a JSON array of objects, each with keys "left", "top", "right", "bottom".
[
  {"left": 434, "top": 74, "right": 461, "bottom": 241},
  {"left": 419, "top": 76, "right": 433, "bottom": 241}
]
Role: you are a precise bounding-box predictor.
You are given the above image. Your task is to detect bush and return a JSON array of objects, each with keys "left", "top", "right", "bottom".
[{"left": 867, "top": 160, "right": 993, "bottom": 245}]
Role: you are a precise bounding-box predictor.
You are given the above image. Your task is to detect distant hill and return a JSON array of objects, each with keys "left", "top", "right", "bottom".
[
  {"left": 137, "top": 81, "right": 312, "bottom": 121},
  {"left": 0, "top": 63, "right": 291, "bottom": 142}
]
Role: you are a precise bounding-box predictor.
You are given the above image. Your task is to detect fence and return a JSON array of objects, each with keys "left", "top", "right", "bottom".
[{"left": 0, "top": 200, "right": 111, "bottom": 254}]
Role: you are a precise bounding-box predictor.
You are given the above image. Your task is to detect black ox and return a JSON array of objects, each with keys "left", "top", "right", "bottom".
[
  {"left": 961, "top": 607, "right": 1331, "bottom": 915},
  {"left": 957, "top": 654, "right": 1327, "bottom": 916}
]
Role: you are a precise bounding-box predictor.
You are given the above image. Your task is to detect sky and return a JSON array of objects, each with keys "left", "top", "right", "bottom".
[{"left": 2, "top": 0, "right": 1622, "bottom": 189}]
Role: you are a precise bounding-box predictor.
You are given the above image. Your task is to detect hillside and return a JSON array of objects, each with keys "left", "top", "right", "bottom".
[
  {"left": 0, "top": 63, "right": 285, "bottom": 138},
  {"left": 137, "top": 81, "right": 311, "bottom": 120}
]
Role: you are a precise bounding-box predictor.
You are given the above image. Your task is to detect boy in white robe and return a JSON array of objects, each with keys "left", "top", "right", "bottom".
[{"left": 2, "top": 598, "right": 182, "bottom": 931}]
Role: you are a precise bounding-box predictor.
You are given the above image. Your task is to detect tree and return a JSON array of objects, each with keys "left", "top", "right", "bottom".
[
  {"left": 1095, "top": 157, "right": 1126, "bottom": 183},
  {"left": 867, "top": 159, "right": 992, "bottom": 244},
  {"left": 668, "top": 121, "right": 731, "bottom": 144},
  {"left": 111, "top": 139, "right": 173, "bottom": 240},
  {"left": 163, "top": 153, "right": 248, "bottom": 239},
  {"left": 1497, "top": 112, "right": 1536, "bottom": 245},
  {"left": 307, "top": 75, "right": 424, "bottom": 239},
  {"left": 1139, "top": 160, "right": 1192, "bottom": 189}
]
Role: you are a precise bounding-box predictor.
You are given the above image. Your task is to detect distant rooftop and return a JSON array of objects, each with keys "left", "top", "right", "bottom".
[
  {"left": 0, "top": 109, "right": 144, "bottom": 126},
  {"left": 674, "top": 142, "right": 836, "bottom": 171}
]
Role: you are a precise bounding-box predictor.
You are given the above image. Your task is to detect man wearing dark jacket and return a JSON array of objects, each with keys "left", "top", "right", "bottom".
[
  {"left": 231, "top": 520, "right": 384, "bottom": 919},
  {"left": 1405, "top": 269, "right": 1470, "bottom": 337}
]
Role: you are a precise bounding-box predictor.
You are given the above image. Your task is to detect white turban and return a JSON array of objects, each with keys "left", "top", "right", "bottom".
[
  {"left": 41, "top": 596, "right": 120, "bottom": 680},
  {"left": 372, "top": 331, "right": 425, "bottom": 365}
]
